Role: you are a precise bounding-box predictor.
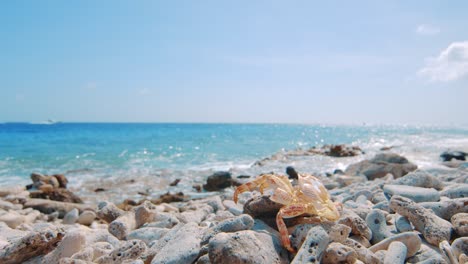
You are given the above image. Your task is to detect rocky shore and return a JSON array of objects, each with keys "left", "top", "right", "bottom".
[{"left": 0, "top": 147, "right": 467, "bottom": 263}]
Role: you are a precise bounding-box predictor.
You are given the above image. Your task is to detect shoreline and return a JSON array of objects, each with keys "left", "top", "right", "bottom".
[{"left": 0, "top": 147, "right": 467, "bottom": 263}]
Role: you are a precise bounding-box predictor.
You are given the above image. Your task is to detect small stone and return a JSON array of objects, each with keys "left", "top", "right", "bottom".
[
  {"left": 369, "top": 232, "right": 421, "bottom": 258},
  {"left": 0, "top": 211, "right": 25, "bottom": 228},
  {"left": 222, "top": 200, "right": 243, "bottom": 216},
  {"left": 209, "top": 230, "right": 288, "bottom": 264},
  {"left": 420, "top": 197, "right": 468, "bottom": 221},
  {"left": 43, "top": 230, "right": 86, "bottom": 263},
  {"left": 322, "top": 242, "right": 357, "bottom": 264},
  {"left": 127, "top": 227, "right": 169, "bottom": 245},
  {"left": 441, "top": 184, "right": 468, "bottom": 199},
  {"left": 203, "top": 171, "right": 233, "bottom": 191},
  {"left": 338, "top": 210, "right": 372, "bottom": 240},
  {"left": 395, "top": 215, "right": 413, "bottom": 233},
  {"left": 451, "top": 213, "right": 468, "bottom": 236},
  {"left": 390, "top": 195, "right": 453, "bottom": 246},
  {"left": 95, "top": 240, "right": 147, "bottom": 264},
  {"left": 134, "top": 200, "right": 156, "bottom": 227},
  {"left": 384, "top": 241, "right": 407, "bottom": 264},
  {"left": 451, "top": 237, "right": 468, "bottom": 259},
  {"left": 292, "top": 226, "right": 329, "bottom": 264},
  {"left": 202, "top": 214, "right": 254, "bottom": 244},
  {"left": 108, "top": 212, "right": 137, "bottom": 240},
  {"left": 78, "top": 210, "right": 96, "bottom": 226},
  {"left": 96, "top": 201, "right": 125, "bottom": 223},
  {"left": 390, "top": 170, "right": 444, "bottom": 190},
  {"left": 151, "top": 222, "right": 204, "bottom": 264},
  {"left": 366, "top": 209, "right": 393, "bottom": 244},
  {"left": 63, "top": 208, "right": 79, "bottom": 224},
  {"left": 70, "top": 246, "right": 94, "bottom": 261},
  {"left": 343, "top": 238, "right": 381, "bottom": 264},
  {"left": 383, "top": 184, "right": 440, "bottom": 202}
]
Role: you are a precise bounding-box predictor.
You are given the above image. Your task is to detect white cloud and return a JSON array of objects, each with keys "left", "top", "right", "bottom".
[
  {"left": 416, "top": 24, "right": 440, "bottom": 36},
  {"left": 418, "top": 41, "right": 468, "bottom": 82}
]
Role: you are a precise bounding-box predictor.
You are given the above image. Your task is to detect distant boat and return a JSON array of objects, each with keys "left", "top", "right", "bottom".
[{"left": 30, "top": 119, "right": 61, "bottom": 125}]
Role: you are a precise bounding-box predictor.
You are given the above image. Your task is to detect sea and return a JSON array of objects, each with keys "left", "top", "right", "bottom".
[{"left": 1, "top": 123, "right": 467, "bottom": 201}]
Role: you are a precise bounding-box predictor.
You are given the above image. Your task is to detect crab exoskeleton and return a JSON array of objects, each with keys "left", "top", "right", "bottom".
[{"left": 234, "top": 173, "right": 340, "bottom": 253}]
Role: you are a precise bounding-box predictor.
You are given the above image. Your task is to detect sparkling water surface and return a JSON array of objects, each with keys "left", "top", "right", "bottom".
[{"left": 1, "top": 123, "right": 467, "bottom": 188}]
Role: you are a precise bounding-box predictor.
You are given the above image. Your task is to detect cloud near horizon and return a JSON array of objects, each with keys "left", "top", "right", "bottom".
[
  {"left": 418, "top": 41, "right": 468, "bottom": 82},
  {"left": 415, "top": 24, "right": 440, "bottom": 36}
]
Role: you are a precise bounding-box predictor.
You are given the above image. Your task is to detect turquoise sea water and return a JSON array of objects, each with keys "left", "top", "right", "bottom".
[{"left": 1, "top": 123, "right": 468, "bottom": 190}]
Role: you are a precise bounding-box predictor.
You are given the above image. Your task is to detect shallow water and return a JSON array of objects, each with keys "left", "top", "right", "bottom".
[{"left": 1, "top": 123, "right": 467, "bottom": 201}]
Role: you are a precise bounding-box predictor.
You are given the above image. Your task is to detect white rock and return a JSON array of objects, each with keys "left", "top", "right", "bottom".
[
  {"left": 78, "top": 210, "right": 96, "bottom": 226},
  {"left": 63, "top": 208, "right": 79, "bottom": 225}
]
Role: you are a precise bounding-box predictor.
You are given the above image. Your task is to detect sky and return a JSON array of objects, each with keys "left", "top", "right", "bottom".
[{"left": 1, "top": 1, "right": 468, "bottom": 125}]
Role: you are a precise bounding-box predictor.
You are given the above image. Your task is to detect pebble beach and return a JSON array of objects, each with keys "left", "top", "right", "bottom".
[{"left": 0, "top": 143, "right": 467, "bottom": 263}]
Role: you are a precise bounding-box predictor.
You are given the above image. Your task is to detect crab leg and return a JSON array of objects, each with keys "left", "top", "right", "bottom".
[{"left": 276, "top": 204, "right": 309, "bottom": 253}]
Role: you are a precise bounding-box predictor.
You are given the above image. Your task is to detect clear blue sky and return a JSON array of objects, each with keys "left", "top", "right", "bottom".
[{"left": 1, "top": 1, "right": 468, "bottom": 124}]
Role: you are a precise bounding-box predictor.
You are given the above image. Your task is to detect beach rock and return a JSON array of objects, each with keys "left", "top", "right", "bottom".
[
  {"left": 151, "top": 222, "right": 203, "bottom": 264},
  {"left": 24, "top": 198, "right": 94, "bottom": 217},
  {"left": 127, "top": 227, "right": 169, "bottom": 245},
  {"left": 0, "top": 186, "right": 25, "bottom": 197},
  {"left": 384, "top": 241, "right": 407, "bottom": 264},
  {"left": 108, "top": 212, "right": 137, "bottom": 240},
  {"left": 368, "top": 232, "right": 421, "bottom": 258},
  {"left": 338, "top": 210, "right": 372, "bottom": 240},
  {"left": 440, "top": 150, "right": 467, "bottom": 161},
  {"left": 43, "top": 230, "right": 87, "bottom": 263},
  {"left": 78, "top": 210, "right": 96, "bottom": 226},
  {"left": 243, "top": 195, "right": 283, "bottom": 218},
  {"left": 70, "top": 246, "right": 94, "bottom": 261},
  {"left": 328, "top": 224, "right": 352, "bottom": 243},
  {"left": 441, "top": 184, "right": 468, "bottom": 198},
  {"left": 383, "top": 184, "right": 440, "bottom": 202},
  {"left": 439, "top": 240, "right": 458, "bottom": 264},
  {"left": 97, "top": 201, "right": 125, "bottom": 223},
  {"left": 345, "top": 153, "right": 417, "bottom": 180},
  {"left": 151, "top": 192, "right": 187, "bottom": 204},
  {"left": 223, "top": 200, "right": 243, "bottom": 216},
  {"left": 324, "top": 144, "right": 363, "bottom": 157},
  {"left": 390, "top": 170, "right": 444, "bottom": 190},
  {"left": 395, "top": 215, "right": 413, "bottom": 233},
  {"left": 335, "top": 175, "right": 367, "bottom": 187},
  {"left": 146, "top": 212, "right": 180, "bottom": 228},
  {"left": 342, "top": 238, "right": 381, "bottom": 264},
  {"left": 209, "top": 230, "right": 288, "bottom": 264},
  {"left": 451, "top": 237, "right": 468, "bottom": 259},
  {"left": 451, "top": 213, "right": 468, "bottom": 236},
  {"left": 420, "top": 197, "right": 468, "bottom": 220},
  {"left": 0, "top": 199, "right": 22, "bottom": 210},
  {"left": 95, "top": 240, "right": 147, "bottom": 264},
  {"left": 178, "top": 204, "right": 213, "bottom": 224},
  {"left": 366, "top": 209, "right": 393, "bottom": 244},
  {"left": 30, "top": 187, "right": 83, "bottom": 203},
  {"left": 63, "top": 208, "right": 80, "bottom": 224},
  {"left": 144, "top": 223, "right": 184, "bottom": 261},
  {"left": 322, "top": 242, "right": 357, "bottom": 264},
  {"left": 292, "top": 226, "right": 329, "bottom": 264},
  {"left": 134, "top": 201, "right": 156, "bottom": 227},
  {"left": 390, "top": 195, "right": 453, "bottom": 246},
  {"left": 53, "top": 174, "right": 69, "bottom": 188},
  {"left": 91, "top": 242, "right": 114, "bottom": 260},
  {"left": 0, "top": 211, "right": 26, "bottom": 228},
  {"left": 0, "top": 225, "right": 64, "bottom": 264},
  {"left": 406, "top": 241, "right": 447, "bottom": 263},
  {"left": 0, "top": 222, "right": 27, "bottom": 241},
  {"left": 201, "top": 214, "right": 254, "bottom": 244},
  {"left": 286, "top": 166, "right": 299, "bottom": 179},
  {"left": 203, "top": 171, "right": 233, "bottom": 191}
]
